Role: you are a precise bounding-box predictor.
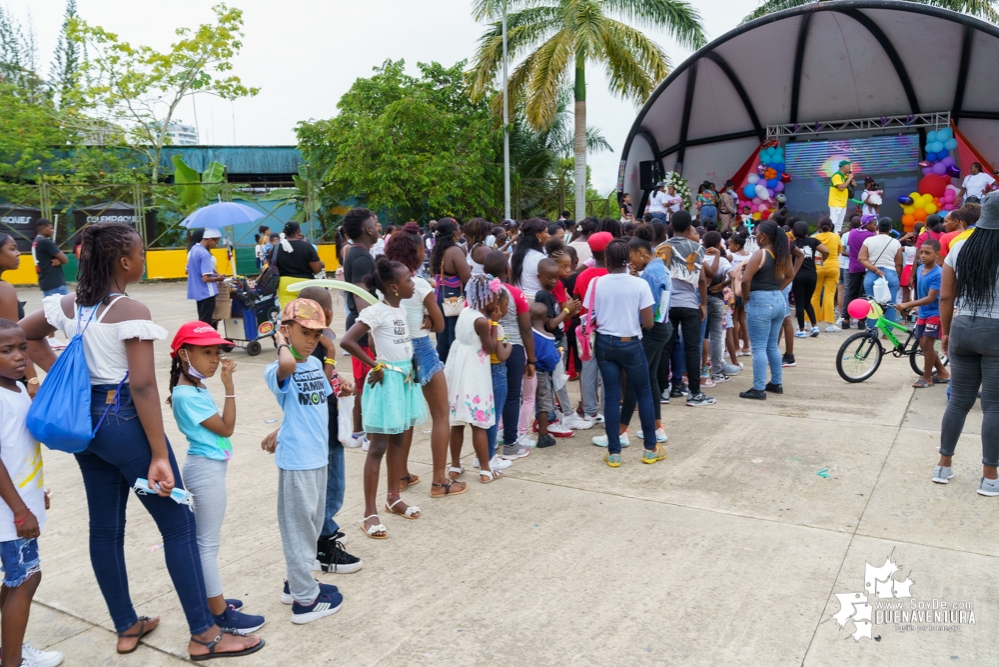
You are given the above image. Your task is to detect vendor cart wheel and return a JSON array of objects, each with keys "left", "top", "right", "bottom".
[{"left": 247, "top": 340, "right": 262, "bottom": 356}]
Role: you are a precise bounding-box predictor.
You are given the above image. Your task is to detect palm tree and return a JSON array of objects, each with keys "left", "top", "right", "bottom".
[
  {"left": 469, "top": 0, "right": 706, "bottom": 221},
  {"left": 743, "top": 0, "right": 999, "bottom": 24}
]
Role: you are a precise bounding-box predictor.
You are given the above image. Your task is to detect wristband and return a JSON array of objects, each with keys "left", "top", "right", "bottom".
[
  {"left": 277, "top": 344, "right": 290, "bottom": 354},
  {"left": 489, "top": 320, "right": 500, "bottom": 327},
  {"left": 371, "top": 363, "right": 384, "bottom": 372},
  {"left": 13, "top": 511, "right": 28, "bottom": 526},
  {"left": 527, "top": 360, "right": 536, "bottom": 365},
  {"left": 224, "top": 394, "right": 236, "bottom": 399},
  {"left": 323, "top": 358, "right": 337, "bottom": 366},
  {"left": 562, "top": 307, "right": 570, "bottom": 315}
]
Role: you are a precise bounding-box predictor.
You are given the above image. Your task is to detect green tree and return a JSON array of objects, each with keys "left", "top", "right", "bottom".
[
  {"left": 469, "top": 0, "right": 705, "bottom": 220},
  {"left": 69, "top": 3, "right": 259, "bottom": 183},
  {"left": 297, "top": 60, "right": 502, "bottom": 223},
  {"left": 50, "top": 0, "right": 82, "bottom": 108},
  {"left": 743, "top": 0, "right": 999, "bottom": 23}
]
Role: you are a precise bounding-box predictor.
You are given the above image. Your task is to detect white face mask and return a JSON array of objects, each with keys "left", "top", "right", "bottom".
[{"left": 180, "top": 350, "right": 208, "bottom": 381}]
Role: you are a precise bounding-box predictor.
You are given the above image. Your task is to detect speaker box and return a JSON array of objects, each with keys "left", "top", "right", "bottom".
[{"left": 639, "top": 161, "right": 660, "bottom": 190}]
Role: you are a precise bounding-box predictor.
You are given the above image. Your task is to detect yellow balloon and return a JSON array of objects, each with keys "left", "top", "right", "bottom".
[
  {"left": 909, "top": 191, "right": 921, "bottom": 201},
  {"left": 921, "top": 194, "right": 934, "bottom": 206},
  {"left": 902, "top": 205, "right": 915, "bottom": 215},
  {"left": 924, "top": 203, "right": 938, "bottom": 215},
  {"left": 752, "top": 212, "right": 762, "bottom": 220}
]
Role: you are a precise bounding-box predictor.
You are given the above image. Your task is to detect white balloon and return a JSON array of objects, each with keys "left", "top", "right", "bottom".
[
  {"left": 748, "top": 174, "right": 760, "bottom": 184},
  {"left": 755, "top": 184, "right": 769, "bottom": 200}
]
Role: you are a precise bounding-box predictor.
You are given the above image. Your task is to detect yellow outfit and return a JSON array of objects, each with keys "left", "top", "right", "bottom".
[
  {"left": 811, "top": 231, "right": 841, "bottom": 324},
  {"left": 828, "top": 172, "right": 849, "bottom": 208},
  {"left": 277, "top": 275, "right": 310, "bottom": 310}
]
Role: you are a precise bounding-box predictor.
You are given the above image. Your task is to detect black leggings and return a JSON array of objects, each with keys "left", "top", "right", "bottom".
[{"left": 792, "top": 272, "right": 817, "bottom": 330}]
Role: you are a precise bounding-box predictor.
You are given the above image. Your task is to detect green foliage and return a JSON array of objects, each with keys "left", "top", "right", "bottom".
[
  {"left": 742, "top": 0, "right": 999, "bottom": 24},
  {"left": 257, "top": 164, "right": 321, "bottom": 224},
  {"left": 157, "top": 156, "right": 226, "bottom": 217},
  {"left": 50, "top": 0, "right": 82, "bottom": 108},
  {"left": 69, "top": 3, "right": 259, "bottom": 181},
  {"left": 297, "top": 60, "right": 503, "bottom": 223}
]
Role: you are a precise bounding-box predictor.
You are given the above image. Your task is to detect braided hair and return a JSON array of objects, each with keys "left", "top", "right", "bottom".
[
  {"left": 466, "top": 273, "right": 506, "bottom": 312},
  {"left": 429, "top": 218, "right": 458, "bottom": 276},
  {"left": 76, "top": 222, "right": 139, "bottom": 307},
  {"left": 511, "top": 218, "right": 546, "bottom": 286},
  {"left": 596, "top": 218, "right": 622, "bottom": 238},
  {"left": 166, "top": 346, "right": 201, "bottom": 406},
  {"left": 604, "top": 239, "right": 630, "bottom": 268},
  {"left": 955, "top": 227, "right": 999, "bottom": 316}
]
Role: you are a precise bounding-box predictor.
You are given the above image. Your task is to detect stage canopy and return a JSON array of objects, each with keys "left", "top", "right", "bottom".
[{"left": 620, "top": 0, "right": 999, "bottom": 209}]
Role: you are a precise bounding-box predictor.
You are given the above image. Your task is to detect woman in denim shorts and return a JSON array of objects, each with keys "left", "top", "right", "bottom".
[{"left": 386, "top": 224, "right": 468, "bottom": 498}]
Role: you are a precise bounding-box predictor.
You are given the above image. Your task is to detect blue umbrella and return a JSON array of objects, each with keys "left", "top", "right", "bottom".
[{"left": 179, "top": 202, "right": 264, "bottom": 229}]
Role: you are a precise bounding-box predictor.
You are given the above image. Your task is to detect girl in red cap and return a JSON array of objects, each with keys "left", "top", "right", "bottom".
[{"left": 167, "top": 322, "right": 267, "bottom": 636}]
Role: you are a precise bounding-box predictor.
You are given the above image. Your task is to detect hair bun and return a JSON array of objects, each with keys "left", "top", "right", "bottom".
[{"left": 403, "top": 221, "right": 421, "bottom": 234}]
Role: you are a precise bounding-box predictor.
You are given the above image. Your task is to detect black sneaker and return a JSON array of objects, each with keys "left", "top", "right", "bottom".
[
  {"left": 316, "top": 536, "right": 363, "bottom": 574},
  {"left": 537, "top": 434, "right": 557, "bottom": 448},
  {"left": 670, "top": 384, "right": 690, "bottom": 398},
  {"left": 739, "top": 388, "right": 767, "bottom": 400},
  {"left": 765, "top": 382, "right": 783, "bottom": 394},
  {"left": 686, "top": 393, "right": 717, "bottom": 407},
  {"left": 782, "top": 354, "right": 796, "bottom": 367}
]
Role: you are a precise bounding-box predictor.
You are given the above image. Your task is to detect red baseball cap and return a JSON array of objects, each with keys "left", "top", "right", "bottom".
[
  {"left": 170, "top": 322, "right": 233, "bottom": 357},
  {"left": 587, "top": 231, "right": 613, "bottom": 252}
]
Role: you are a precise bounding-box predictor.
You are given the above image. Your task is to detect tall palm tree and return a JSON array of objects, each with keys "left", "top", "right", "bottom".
[
  {"left": 469, "top": 0, "right": 706, "bottom": 221},
  {"left": 743, "top": 0, "right": 999, "bottom": 24}
]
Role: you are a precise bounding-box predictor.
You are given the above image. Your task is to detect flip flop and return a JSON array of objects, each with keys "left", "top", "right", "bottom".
[
  {"left": 190, "top": 634, "right": 265, "bottom": 661},
  {"left": 912, "top": 378, "right": 931, "bottom": 388},
  {"left": 400, "top": 474, "right": 420, "bottom": 491},
  {"left": 431, "top": 481, "right": 468, "bottom": 498},
  {"left": 117, "top": 616, "right": 158, "bottom": 654},
  {"left": 932, "top": 376, "right": 949, "bottom": 384}
]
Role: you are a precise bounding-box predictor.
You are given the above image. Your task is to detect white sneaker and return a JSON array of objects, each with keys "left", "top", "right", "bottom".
[
  {"left": 591, "top": 413, "right": 605, "bottom": 424},
  {"left": 501, "top": 445, "right": 531, "bottom": 461},
  {"left": 637, "top": 428, "right": 668, "bottom": 443},
  {"left": 347, "top": 433, "right": 368, "bottom": 449},
  {"left": 472, "top": 456, "right": 511, "bottom": 470},
  {"left": 546, "top": 422, "right": 574, "bottom": 438},
  {"left": 21, "top": 644, "right": 64, "bottom": 667},
  {"left": 592, "top": 433, "right": 630, "bottom": 447},
  {"left": 562, "top": 414, "right": 592, "bottom": 430},
  {"left": 516, "top": 434, "right": 537, "bottom": 448},
  {"left": 825, "top": 324, "right": 842, "bottom": 333}
]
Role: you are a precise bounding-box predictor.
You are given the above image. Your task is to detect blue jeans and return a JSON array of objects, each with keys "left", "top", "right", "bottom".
[
  {"left": 595, "top": 334, "right": 657, "bottom": 454},
  {"left": 487, "top": 361, "right": 509, "bottom": 459},
  {"left": 42, "top": 285, "right": 68, "bottom": 297},
  {"left": 502, "top": 344, "right": 525, "bottom": 447},
  {"left": 864, "top": 269, "right": 900, "bottom": 322},
  {"left": 0, "top": 538, "right": 39, "bottom": 587},
  {"left": 700, "top": 205, "right": 718, "bottom": 223},
  {"left": 78, "top": 384, "right": 213, "bottom": 635},
  {"left": 746, "top": 290, "right": 785, "bottom": 390}
]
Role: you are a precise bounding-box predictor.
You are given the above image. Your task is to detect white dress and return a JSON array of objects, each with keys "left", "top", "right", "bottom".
[{"left": 443, "top": 308, "right": 495, "bottom": 428}]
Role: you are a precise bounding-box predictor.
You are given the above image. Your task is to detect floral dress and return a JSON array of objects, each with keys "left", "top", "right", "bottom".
[{"left": 443, "top": 308, "right": 495, "bottom": 428}]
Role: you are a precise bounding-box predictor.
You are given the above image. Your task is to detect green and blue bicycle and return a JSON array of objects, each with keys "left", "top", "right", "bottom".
[{"left": 836, "top": 298, "right": 948, "bottom": 383}]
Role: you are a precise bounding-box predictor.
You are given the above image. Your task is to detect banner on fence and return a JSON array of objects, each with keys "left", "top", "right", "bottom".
[{"left": 0, "top": 206, "right": 43, "bottom": 252}]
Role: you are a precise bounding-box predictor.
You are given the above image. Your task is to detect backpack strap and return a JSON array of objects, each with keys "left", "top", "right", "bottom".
[{"left": 96, "top": 295, "right": 129, "bottom": 323}]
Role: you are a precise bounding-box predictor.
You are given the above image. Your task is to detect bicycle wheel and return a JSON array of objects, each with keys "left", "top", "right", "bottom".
[
  {"left": 837, "top": 331, "right": 883, "bottom": 382},
  {"left": 909, "top": 339, "right": 950, "bottom": 377}
]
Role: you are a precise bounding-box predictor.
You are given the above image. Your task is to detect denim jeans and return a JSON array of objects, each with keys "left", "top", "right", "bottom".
[
  {"left": 487, "top": 361, "right": 508, "bottom": 459},
  {"left": 745, "top": 290, "right": 785, "bottom": 390},
  {"left": 595, "top": 334, "right": 657, "bottom": 454},
  {"left": 321, "top": 440, "right": 345, "bottom": 539},
  {"left": 700, "top": 205, "right": 718, "bottom": 223},
  {"left": 864, "top": 269, "right": 900, "bottom": 322},
  {"left": 42, "top": 285, "right": 68, "bottom": 297},
  {"left": 939, "top": 316, "right": 999, "bottom": 466},
  {"left": 621, "top": 321, "right": 670, "bottom": 424},
  {"left": 651, "top": 212, "right": 668, "bottom": 225},
  {"left": 669, "top": 307, "right": 702, "bottom": 395},
  {"left": 502, "top": 345, "right": 525, "bottom": 447},
  {"left": 77, "top": 384, "right": 212, "bottom": 635}
]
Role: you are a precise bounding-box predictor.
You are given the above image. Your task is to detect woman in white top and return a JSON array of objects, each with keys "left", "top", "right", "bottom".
[
  {"left": 384, "top": 224, "right": 466, "bottom": 498},
  {"left": 510, "top": 218, "right": 549, "bottom": 301},
  {"left": 861, "top": 177, "right": 883, "bottom": 218},
  {"left": 464, "top": 217, "right": 492, "bottom": 276},
  {"left": 859, "top": 217, "right": 904, "bottom": 322},
  {"left": 584, "top": 239, "right": 661, "bottom": 466},
  {"left": 20, "top": 223, "right": 262, "bottom": 660}
]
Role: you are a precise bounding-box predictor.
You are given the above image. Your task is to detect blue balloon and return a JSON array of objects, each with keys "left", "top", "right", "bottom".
[
  {"left": 926, "top": 130, "right": 938, "bottom": 143},
  {"left": 944, "top": 138, "right": 958, "bottom": 151},
  {"left": 767, "top": 178, "right": 778, "bottom": 188},
  {"left": 930, "top": 141, "right": 944, "bottom": 153},
  {"left": 775, "top": 163, "right": 785, "bottom": 174},
  {"left": 744, "top": 184, "right": 757, "bottom": 199},
  {"left": 938, "top": 128, "right": 952, "bottom": 141}
]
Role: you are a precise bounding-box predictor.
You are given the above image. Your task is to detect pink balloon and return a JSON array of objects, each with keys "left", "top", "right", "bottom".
[
  {"left": 757, "top": 203, "right": 769, "bottom": 213},
  {"left": 847, "top": 299, "right": 871, "bottom": 320},
  {"left": 943, "top": 190, "right": 956, "bottom": 202},
  {"left": 752, "top": 197, "right": 763, "bottom": 206}
]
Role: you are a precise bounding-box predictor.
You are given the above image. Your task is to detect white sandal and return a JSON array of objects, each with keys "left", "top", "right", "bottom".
[
  {"left": 360, "top": 514, "right": 387, "bottom": 539},
  {"left": 385, "top": 497, "right": 420, "bottom": 520},
  {"left": 479, "top": 469, "right": 503, "bottom": 484},
  {"left": 448, "top": 466, "right": 464, "bottom": 480}
]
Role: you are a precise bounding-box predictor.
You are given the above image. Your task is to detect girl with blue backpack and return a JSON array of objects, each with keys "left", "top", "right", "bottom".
[{"left": 19, "top": 222, "right": 263, "bottom": 661}]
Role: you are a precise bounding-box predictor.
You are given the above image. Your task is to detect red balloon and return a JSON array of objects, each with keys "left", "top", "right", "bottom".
[
  {"left": 918, "top": 174, "right": 949, "bottom": 198},
  {"left": 781, "top": 173, "right": 792, "bottom": 183},
  {"left": 761, "top": 210, "right": 771, "bottom": 220}
]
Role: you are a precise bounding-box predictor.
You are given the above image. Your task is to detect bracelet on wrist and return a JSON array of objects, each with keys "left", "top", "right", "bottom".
[
  {"left": 527, "top": 360, "right": 536, "bottom": 365},
  {"left": 562, "top": 307, "right": 570, "bottom": 315},
  {"left": 224, "top": 394, "right": 236, "bottom": 399},
  {"left": 489, "top": 320, "right": 500, "bottom": 327},
  {"left": 371, "top": 363, "right": 384, "bottom": 372},
  {"left": 323, "top": 358, "right": 336, "bottom": 366}
]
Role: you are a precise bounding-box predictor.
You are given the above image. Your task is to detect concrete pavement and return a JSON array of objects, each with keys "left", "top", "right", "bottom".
[{"left": 15, "top": 283, "right": 997, "bottom": 666}]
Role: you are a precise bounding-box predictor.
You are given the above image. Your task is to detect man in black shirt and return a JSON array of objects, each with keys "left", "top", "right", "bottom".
[
  {"left": 33, "top": 219, "right": 68, "bottom": 297},
  {"left": 341, "top": 208, "right": 379, "bottom": 444}
]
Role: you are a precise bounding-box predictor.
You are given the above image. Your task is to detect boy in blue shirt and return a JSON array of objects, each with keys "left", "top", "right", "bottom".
[
  {"left": 264, "top": 299, "right": 344, "bottom": 624},
  {"left": 530, "top": 303, "right": 562, "bottom": 448},
  {"left": 899, "top": 240, "right": 949, "bottom": 388}
]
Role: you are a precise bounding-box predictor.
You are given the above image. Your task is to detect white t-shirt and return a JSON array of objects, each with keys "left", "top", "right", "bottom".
[
  {"left": 0, "top": 385, "right": 46, "bottom": 542},
  {"left": 963, "top": 172, "right": 996, "bottom": 199},
  {"left": 515, "top": 248, "right": 546, "bottom": 301},
  {"left": 584, "top": 272, "right": 655, "bottom": 338},
  {"left": 839, "top": 231, "right": 852, "bottom": 270},
  {"left": 946, "top": 236, "right": 999, "bottom": 319},
  {"left": 665, "top": 195, "right": 684, "bottom": 214},
  {"left": 648, "top": 191, "right": 669, "bottom": 214},
  {"left": 569, "top": 240, "right": 592, "bottom": 265},
  {"left": 399, "top": 276, "right": 434, "bottom": 340},
  {"left": 357, "top": 301, "right": 413, "bottom": 361},
  {"left": 861, "top": 190, "right": 881, "bottom": 218},
  {"left": 862, "top": 235, "right": 902, "bottom": 271}
]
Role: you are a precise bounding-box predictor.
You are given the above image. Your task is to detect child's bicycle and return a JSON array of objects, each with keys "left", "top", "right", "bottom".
[{"left": 836, "top": 298, "right": 949, "bottom": 383}]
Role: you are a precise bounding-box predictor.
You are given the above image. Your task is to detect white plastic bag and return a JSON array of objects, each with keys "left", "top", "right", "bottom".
[
  {"left": 337, "top": 395, "right": 355, "bottom": 447},
  {"left": 873, "top": 276, "right": 891, "bottom": 303}
]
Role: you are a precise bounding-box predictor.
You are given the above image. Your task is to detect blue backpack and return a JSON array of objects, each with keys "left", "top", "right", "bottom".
[{"left": 27, "top": 300, "right": 127, "bottom": 453}]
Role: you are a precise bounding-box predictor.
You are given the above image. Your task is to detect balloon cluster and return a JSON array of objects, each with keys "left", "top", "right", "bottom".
[
  {"left": 899, "top": 128, "right": 961, "bottom": 232},
  {"left": 739, "top": 144, "right": 790, "bottom": 220}
]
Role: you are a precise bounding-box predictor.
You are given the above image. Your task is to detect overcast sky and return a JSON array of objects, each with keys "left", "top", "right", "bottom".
[{"left": 8, "top": 0, "right": 758, "bottom": 193}]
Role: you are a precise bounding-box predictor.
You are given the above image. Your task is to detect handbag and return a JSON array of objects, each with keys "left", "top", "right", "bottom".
[
  {"left": 442, "top": 296, "right": 464, "bottom": 317},
  {"left": 257, "top": 245, "right": 281, "bottom": 296},
  {"left": 26, "top": 298, "right": 128, "bottom": 453},
  {"left": 578, "top": 277, "right": 600, "bottom": 362}
]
